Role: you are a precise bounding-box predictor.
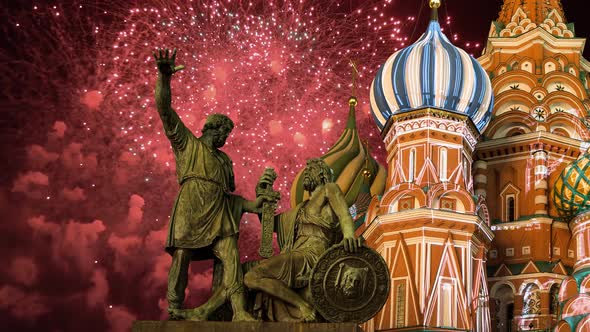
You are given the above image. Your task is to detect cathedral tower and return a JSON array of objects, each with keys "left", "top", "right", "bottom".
[
  {"left": 477, "top": 0, "right": 590, "bottom": 330},
  {"left": 359, "top": 1, "right": 494, "bottom": 330}
]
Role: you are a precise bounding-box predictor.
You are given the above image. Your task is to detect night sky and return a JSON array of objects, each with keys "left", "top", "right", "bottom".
[{"left": 1, "top": 1, "right": 588, "bottom": 331}]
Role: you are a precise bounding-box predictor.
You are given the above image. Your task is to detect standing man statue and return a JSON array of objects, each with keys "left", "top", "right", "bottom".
[
  {"left": 153, "top": 48, "right": 262, "bottom": 321},
  {"left": 244, "top": 158, "right": 363, "bottom": 322}
]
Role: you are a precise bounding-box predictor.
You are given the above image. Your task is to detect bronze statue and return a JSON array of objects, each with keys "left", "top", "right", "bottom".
[
  {"left": 335, "top": 264, "right": 369, "bottom": 299},
  {"left": 244, "top": 159, "right": 363, "bottom": 322},
  {"left": 309, "top": 245, "right": 390, "bottom": 323},
  {"left": 153, "top": 48, "right": 266, "bottom": 322}
]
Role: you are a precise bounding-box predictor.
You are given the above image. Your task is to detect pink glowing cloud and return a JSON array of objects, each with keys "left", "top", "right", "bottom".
[
  {"left": 28, "top": 216, "right": 106, "bottom": 275},
  {"left": 107, "top": 234, "right": 143, "bottom": 275},
  {"left": 51, "top": 121, "right": 67, "bottom": 138},
  {"left": 12, "top": 171, "right": 49, "bottom": 192},
  {"left": 62, "top": 186, "right": 87, "bottom": 201},
  {"left": 87, "top": 269, "right": 109, "bottom": 308},
  {"left": 26, "top": 144, "right": 60, "bottom": 168},
  {"left": 0, "top": 285, "right": 49, "bottom": 320},
  {"left": 81, "top": 90, "right": 104, "bottom": 110},
  {"left": 61, "top": 143, "right": 98, "bottom": 172},
  {"left": 106, "top": 305, "right": 137, "bottom": 332},
  {"left": 8, "top": 256, "right": 39, "bottom": 287},
  {"left": 126, "top": 194, "right": 145, "bottom": 232}
]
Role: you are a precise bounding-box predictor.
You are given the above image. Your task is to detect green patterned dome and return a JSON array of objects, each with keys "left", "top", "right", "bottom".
[{"left": 552, "top": 152, "right": 590, "bottom": 221}]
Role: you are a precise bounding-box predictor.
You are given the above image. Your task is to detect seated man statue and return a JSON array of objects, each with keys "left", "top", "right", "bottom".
[{"left": 244, "top": 158, "right": 362, "bottom": 322}]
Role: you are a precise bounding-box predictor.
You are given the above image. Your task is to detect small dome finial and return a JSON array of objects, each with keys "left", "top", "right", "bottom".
[{"left": 429, "top": 0, "right": 440, "bottom": 21}]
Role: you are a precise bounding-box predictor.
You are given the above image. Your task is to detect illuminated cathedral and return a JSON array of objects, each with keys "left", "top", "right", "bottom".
[{"left": 290, "top": 0, "right": 590, "bottom": 330}]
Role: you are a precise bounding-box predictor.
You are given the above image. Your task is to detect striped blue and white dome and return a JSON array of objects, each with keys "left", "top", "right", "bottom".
[{"left": 370, "top": 14, "right": 494, "bottom": 133}]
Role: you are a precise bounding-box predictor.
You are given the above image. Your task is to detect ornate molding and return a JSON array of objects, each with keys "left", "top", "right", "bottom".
[
  {"left": 493, "top": 6, "right": 574, "bottom": 38},
  {"left": 382, "top": 108, "right": 480, "bottom": 150}
]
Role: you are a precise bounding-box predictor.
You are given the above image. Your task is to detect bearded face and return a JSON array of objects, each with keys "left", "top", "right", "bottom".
[
  {"left": 302, "top": 159, "right": 333, "bottom": 192},
  {"left": 210, "top": 125, "right": 231, "bottom": 148},
  {"left": 302, "top": 166, "right": 322, "bottom": 192},
  {"left": 338, "top": 266, "right": 368, "bottom": 299}
]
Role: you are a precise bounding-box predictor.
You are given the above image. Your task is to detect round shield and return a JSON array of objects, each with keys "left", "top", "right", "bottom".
[{"left": 310, "top": 244, "right": 390, "bottom": 323}]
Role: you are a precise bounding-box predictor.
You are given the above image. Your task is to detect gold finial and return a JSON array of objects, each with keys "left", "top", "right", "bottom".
[
  {"left": 429, "top": 0, "right": 441, "bottom": 9},
  {"left": 349, "top": 96, "right": 358, "bottom": 106},
  {"left": 349, "top": 59, "right": 359, "bottom": 98}
]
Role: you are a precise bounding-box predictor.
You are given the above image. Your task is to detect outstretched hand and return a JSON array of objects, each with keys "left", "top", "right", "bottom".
[
  {"left": 255, "top": 191, "right": 281, "bottom": 208},
  {"left": 253, "top": 168, "right": 279, "bottom": 209},
  {"left": 153, "top": 48, "right": 185, "bottom": 77},
  {"left": 341, "top": 236, "right": 363, "bottom": 253}
]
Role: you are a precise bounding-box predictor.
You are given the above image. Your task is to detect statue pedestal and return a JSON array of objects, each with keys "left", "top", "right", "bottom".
[{"left": 132, "top": 321, "right": 363, "bottom": 332}]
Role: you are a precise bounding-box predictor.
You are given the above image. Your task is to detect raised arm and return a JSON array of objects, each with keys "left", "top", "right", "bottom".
[
  {"left": 325, "top": 182, "right": 361, "bottom": 252},
  {"left": 153, "top": 48, "right": 188, "bottom": 149}
]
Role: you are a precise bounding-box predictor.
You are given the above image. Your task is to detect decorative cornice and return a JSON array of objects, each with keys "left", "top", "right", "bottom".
[
  {"left": 479, "top": 28, "right": 586, "bottom": 71},
  {"left": 476, "top": 131, "right": 589, "bottom": 160},
  {"left": 483, "top": 28, "right": 585, "bottom": 57},
  {"left": 488, "top": 273, "right": 568, "bottom": 283},
  {"left": 382, "top": 108, "right": 481, "bottom": 151},
  {"left": 362, "top": 208, "right": 494, "bottom": 242},
  {"left": 490, "top": 217, "right": 570, "bottom": 231}
]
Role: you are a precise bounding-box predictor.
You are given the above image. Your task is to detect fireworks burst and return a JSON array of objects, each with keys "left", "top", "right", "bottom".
[{"left": 103, "top": 0, "right": 417, "bottom": 195}]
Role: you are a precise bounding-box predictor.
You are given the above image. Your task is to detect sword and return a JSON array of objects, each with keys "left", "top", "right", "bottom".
[{"left": 258, "top": 167, "right": 277, "bottom": 258}]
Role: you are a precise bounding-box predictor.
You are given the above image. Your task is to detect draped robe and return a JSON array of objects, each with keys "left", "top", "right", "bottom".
[{"left": 162, "top": 110, "right": 244, "bottom": 260}]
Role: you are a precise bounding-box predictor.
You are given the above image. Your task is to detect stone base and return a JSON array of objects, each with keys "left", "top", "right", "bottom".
[{"left": 132, "top": 321, "right": 363, "bottom": 332}]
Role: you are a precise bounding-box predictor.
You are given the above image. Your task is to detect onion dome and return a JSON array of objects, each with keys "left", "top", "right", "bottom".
[
  {"left": 552, "top": 152, "right": 590, "bottom": 221},
  {"left": 290, "top": 97, "right": 387, "bottom": 215},
  {"left": 370, "top": 0, "right": 494, "bottom": 133}
]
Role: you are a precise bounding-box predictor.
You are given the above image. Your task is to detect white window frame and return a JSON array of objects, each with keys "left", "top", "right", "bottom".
[
  {"left": 409, "top": 148, "right": 416, "bottom": 182},
  {"left": 440, "top": 147, "right": 448, "bottom": 182},
  {"left": 522, "top": 246, "right": 531, "bottom": 255}
]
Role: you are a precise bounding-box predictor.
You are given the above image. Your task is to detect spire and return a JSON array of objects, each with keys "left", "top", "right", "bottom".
[
  {"left": 289, "top": 92, "right": 387, "bottom": 208},
  {"left": 347, "top": 59, "right": 359, "bottom": 129},
  {"left": 346, "top": 96, "right": 357, "bottom": 129},
  {"left": 497, "top": 0, "right": 566, "bottom": 26},
  {"left": 429, "top": 0, "right": 441, "bottom": 21}
]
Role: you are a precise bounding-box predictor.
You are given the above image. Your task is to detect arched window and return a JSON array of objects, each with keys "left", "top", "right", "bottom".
[
  {"left": 441, "top": 283, "right": 453, "bottom": 326},
  {"left": 507, "top": 197, "right": 515, "bottom": 221},
  {"left": 409, "top": 149, "right": 416, "bottom": 182},
  {"left": 490, "top": 284, "right": 514, "bottom": 332},
  {"left": 396, "top": 283, "right": 406, "bottom": 327},
  {"left": 463, "top": 155, "right": 470, "bottom": 187},
  {"left": 550, "top": 284, "right": 560, "bottom": 315},
  {"left": 507, "top": 303, "right": 514, "bottom": 330},
  {"left": 500, "top": 184, "right": 520, "bottom": 222},
  {"left": 440, "top": 147, "right": 448, "bottom": 181},
  {"left": 492, "top": 284, "right": 515, "bottom": 332},
  {"left": 523, "top": 284, "right": 541, "bottom": 315}
]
